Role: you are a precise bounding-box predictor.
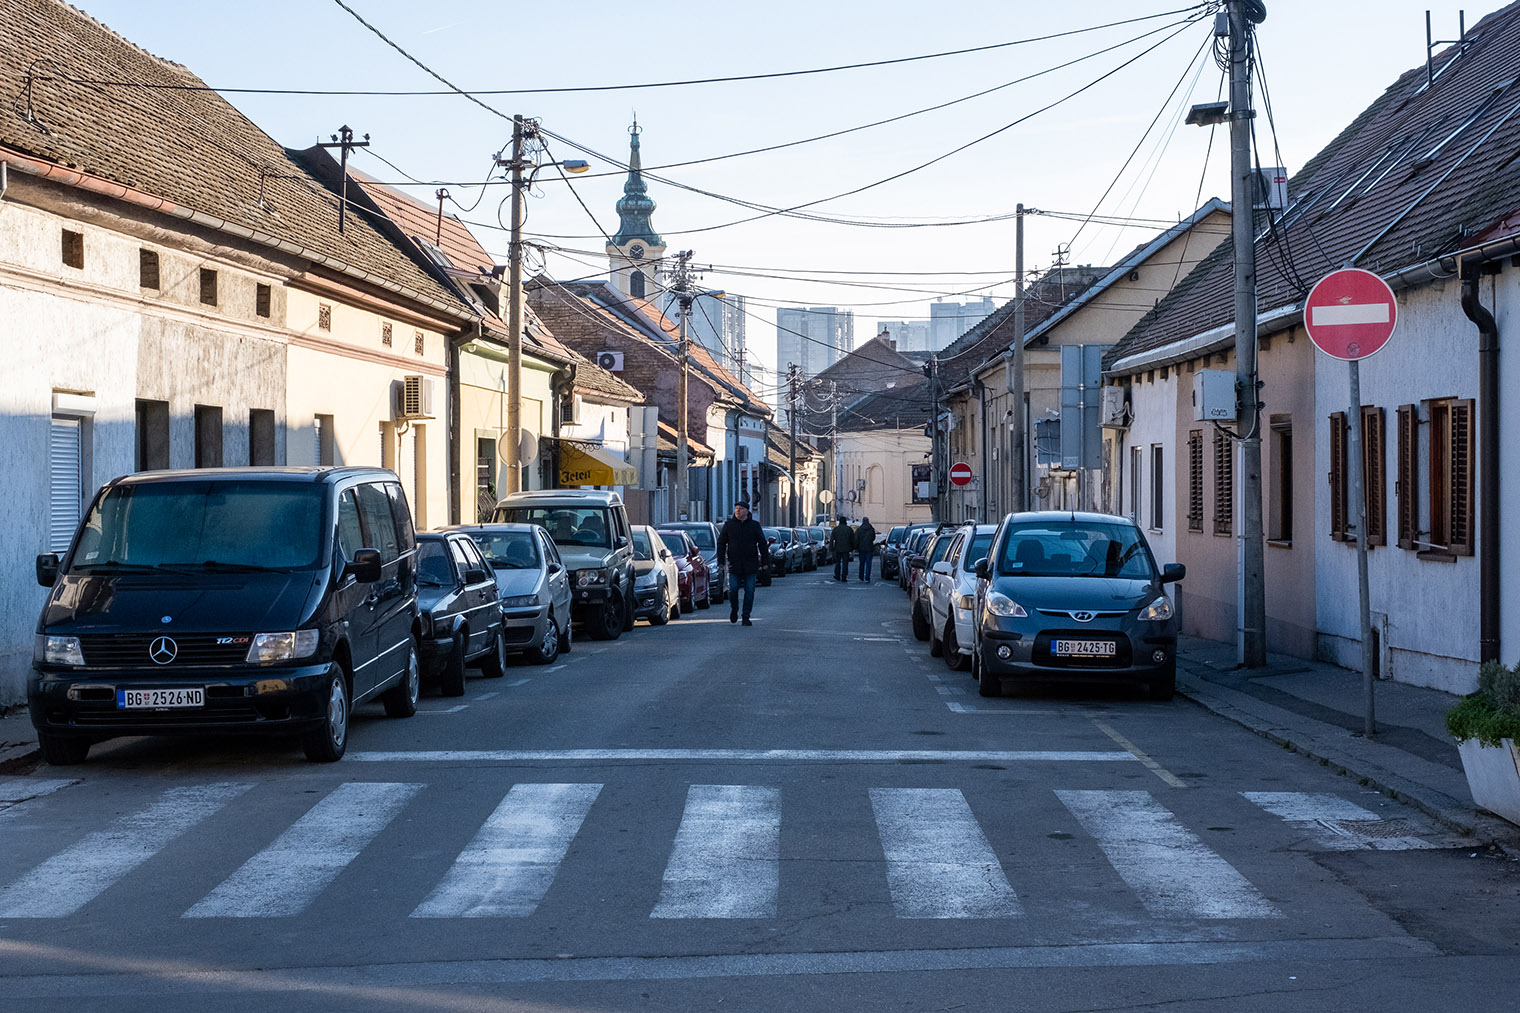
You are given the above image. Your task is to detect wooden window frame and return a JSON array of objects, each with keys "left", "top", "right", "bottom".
[
  {"left": 1187, "top": 429, "right": 1203, "bottom": 532},
  {"left": 1427, "top": 397, "right": 1475, "bottom": 557},
  {"left": 1396, "top": 404, "right": 1418, "bottom": 549},
  {"left": 1361, "top": 406, "right": 1387, "bottom": 547},
  {"left": 1328, "top": 412, "right": 1348, "bottom": 541},
  {"left": 1268, "top": 415, "right": 1292, "bottom": 544}
]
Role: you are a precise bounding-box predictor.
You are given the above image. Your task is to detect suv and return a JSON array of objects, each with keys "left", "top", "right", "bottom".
[
  {"left": 492, "top": 489, "right": 635, "bottom": 641},
  {"left": 30, "top": 467, "right": 422, "bottom": 765}
]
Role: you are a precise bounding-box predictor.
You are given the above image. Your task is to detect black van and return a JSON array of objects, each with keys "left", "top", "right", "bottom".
[{"left": 30, "top": 467, "right": 422, "bottom": 764}]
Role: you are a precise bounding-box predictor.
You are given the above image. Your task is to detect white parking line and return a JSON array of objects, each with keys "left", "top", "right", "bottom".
[
  {"left": 351, "top": 748, "right": 1137, "bottom": 764},
  {"left": 417, "top": 705, "right": 468, "bottom": 714},
  {"left": 474, "top": 692, "right": 500, "bottom": 701},
  {"left": 506, "top": 679, "right": 531, "bottom": 687}
]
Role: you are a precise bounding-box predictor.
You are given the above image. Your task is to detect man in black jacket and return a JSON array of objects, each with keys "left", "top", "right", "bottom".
[{"left": 716, "top": 500, "right": 766, "bottom": 625}]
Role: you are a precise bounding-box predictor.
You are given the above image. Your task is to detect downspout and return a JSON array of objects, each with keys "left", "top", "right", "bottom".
[{"left": 1460, "top": 259, "right": 1500, "bottom": 664}]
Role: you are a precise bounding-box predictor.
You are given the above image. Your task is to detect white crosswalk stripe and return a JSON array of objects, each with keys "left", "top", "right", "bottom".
[
  {"left": 185, "top": 782, "right": 424, "bottom": 918},
  {"left": 1242, "top": 791, "right": 1436, "bottom": 850},
  {"left": 871, "top": 788, "right": 1021, "bottom": 918},
  {"left": 0, "top": 783, "right": 250, "bottom": 918},
  {"left": 412, "top": 782, "right": 603, "bottom": 918},
  {"left": 651, "top": 785, "right": 780, "bottom": 919},
  {"left": 1056, "top": 789, "right": 1280, "bottom": 919}
]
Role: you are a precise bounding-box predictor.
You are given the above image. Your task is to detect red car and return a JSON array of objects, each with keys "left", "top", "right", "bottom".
[{"left": 656, "top": 528, "right": 712, "bottom": 613}]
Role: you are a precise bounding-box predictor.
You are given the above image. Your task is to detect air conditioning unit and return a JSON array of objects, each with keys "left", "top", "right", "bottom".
[
  {"left": 1100, "top": 386, "right": 1129, "bottom": 427},
  {"left": 395, "top": 375, "right": 435, "bottom": 420},
  {"left": 596, "top": 351, "right": 624, "bottom": 371},
  {"left": 561, "top": 393, "right": 584, "bottom": 426}
]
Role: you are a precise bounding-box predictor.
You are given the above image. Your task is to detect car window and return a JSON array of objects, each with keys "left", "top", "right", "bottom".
[
  {"left": 447, "top": 538, "right": 473, "bottom": 575},
  {"left": 928, "top": 535, "right": 955, "bottom": 566},
  {"left": 416, "top": 540, "right": 454, "bottom": 586},
  {"left": 657, "top": 531, "right": 687, "bottom": 556},
  {"left": 539, "top": 530, "right": 561, "bottom": 566},
  {"left": 632, "top": 528, "right": 654, "bottom": 560},
  {"left": 385, "top": 483, "right": 415, "bottom": 553},
  {"left": 472, "top": 529, "right": 540, "bottom": 569},
  {"left": 963, "top": 532, "right": 994, "bottom": 571},
  {"left": 682, "top": 526, "right": 715, "bottom": 551},
  {"left": 356, "top": 484, "right": 400, "bottom": 563},
  {"left": 888, "top": 526, "right": 906, "bottom": 544},
  {"left": 998, "top": 521, "right": 1155, "bottom": 579},
  {"left": 336, "top": 490, "right": 364, "bottom": 563},
  {"left": 498, "top": 506, "right": 611, "bottom": 548},
  {"left": 947, "top": 533, "right": 966, "bottom": 565},
  {"left": 457, "top": 537, "right": 487, "bottom": 572}
]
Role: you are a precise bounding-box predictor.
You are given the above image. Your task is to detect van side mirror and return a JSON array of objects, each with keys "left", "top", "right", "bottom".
[
  {"left": 908, "top": 557, "right": 926, "bottom": 571},
  {"left": 974, "top": 557, "right": 991, "bottom": 580},
  {"left": 1161, "top": 562, "right": 1186, "bottom": 584},
  {"left": 344, "top": 548, "right": 383, "bottom": 584},
  {"left": 36, "top": 553, "right": 60, "bottom": 588}
]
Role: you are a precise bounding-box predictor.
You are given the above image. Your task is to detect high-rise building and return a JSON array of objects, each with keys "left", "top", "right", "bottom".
[
  {"left": 669, "top": 291, "right": 748, "bottom": 378},
  {"left": 606, "top": 119, "right": 666, "bottom": 301},
  {"left": 929, "top": 297, "right": 996, "bottom": 349},
  {"left": 775, "top": 306, "right": 853, "bottom": 419},
  {"left": 877, "top": 319, "right": 932, "bottom": 352}
]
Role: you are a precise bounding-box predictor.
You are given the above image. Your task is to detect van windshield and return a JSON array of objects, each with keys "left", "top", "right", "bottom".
[
  {"left": 71, "top": 481, "right": 326, "bottom": 572},
  {"left": 497, "top": 506, "right": 611, "bottom": 549}
]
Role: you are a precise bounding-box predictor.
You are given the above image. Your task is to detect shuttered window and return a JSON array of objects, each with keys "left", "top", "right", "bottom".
[
  {"left": 1361, "top": 406, "right": 1386, "bottom": 546},
  {"left": 1396, "top": 404, "right": 1418, "bottom": 549},
  {"left": 1430, "top": 398, "right": 1475, "bottom": 556},
  {"left": 49, "top": 416, "right": 83, "bottom": 553},
  {"left": 1187, "top": 430, "right": 1203, "bottom": 532},
  {"left": 1328, "top": 412, "right": 1347, "bottom": 540},
  {"left": 1212, "top": 428, "right": 1232, "bottom": 535}
]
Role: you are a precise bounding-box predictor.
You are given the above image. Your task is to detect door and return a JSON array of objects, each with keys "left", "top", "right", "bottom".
[
  {"left": 540, "top": 529, "right": 571, "bottom": 628},
  {"left": 451, "top": 535, "right": 498, "bottom": 656},
  {"left": 355, "top": 482, "right": 408, "bottom": 698},
  {"left": 332, "top": 489, "right": 376, "bottom": 684}
]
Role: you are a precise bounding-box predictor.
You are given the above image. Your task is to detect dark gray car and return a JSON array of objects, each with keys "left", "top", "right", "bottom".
[{"left": 971, "top": 511, "right": 1185, "bottom": 700}]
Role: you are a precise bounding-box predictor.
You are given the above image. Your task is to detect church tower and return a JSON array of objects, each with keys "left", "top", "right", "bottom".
[{"left": 606, "top": 119, "right": 666, "bottom": 301}]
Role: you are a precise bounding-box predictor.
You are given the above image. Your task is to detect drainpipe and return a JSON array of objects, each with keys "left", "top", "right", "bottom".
[
  {"left": 447, "top": 325, "right": 478, "bottom": 525},
  {"left": 1460, "top": 259, "right": 1500, "bottom": 664}
]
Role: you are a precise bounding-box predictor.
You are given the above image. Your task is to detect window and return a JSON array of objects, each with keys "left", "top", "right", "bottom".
[
  {"left": 1329, "top": 412, "right": 1347, "bottom": 540},
  {"left": 194, "top": 405, "right": 223, "bottom": 468},
  {"left": 49, "top": 414, "right": 86, "bottom": 553},
  {"left": 314, "top": 413, "right": 335, "bottom": 466},
  {"left": 1328, "top": 408, "right": 1386, "bottom": 545},
  {"left": 414, "top": 330, "right": 425, "bottom": 356},
  {"left": 630, "top": 270, "right": 646, "bottom": 298},
  {"left": 249, "top": 408, "right": 276, "bottom": 466},
  {"left": 1268, "top": 416, "right": 1293, "bottom": 543},
  {"left": 140, "top": 249, "right": 160, "bottom": 290},
  {"left": 356, "top": 483, "right": 400, "bottom": 562},
  {"left": 199, "top": 268, "right": 218, "bottom": 306},
  {"left": 1187, "top": 430, "right": 1204, "bottom": 532},
  {"left": 1150, "top": 444, "right": 1163, "bottom": 531},
  {"left": 476, "top": 437, "right": 497, "bottom": 517},
  {"left": 318, "top": 303, "right": 332, "bottom": 331},
  {"left": 336, "top": 490, "right": 364, "bottom": 562},
  {"left": 1429, "top": 398, "right": 1475, "bottom": 556},
  {"left": 255, "top": 283, "right": 271, "bottom": 318},
  {"left": 61, "top": 230, "right": 83, "bottom": 269},
  {"left": 385, "top": 483, "right": 415, "bottom": 554},
  {"left": 1213, "top": 428, "right": 1232, "bottom": 535},
  {"left": 135, "top": 399, "right": 170, "bottom": 471}
]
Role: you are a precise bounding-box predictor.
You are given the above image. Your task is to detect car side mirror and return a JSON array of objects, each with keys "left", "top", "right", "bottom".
[
  {"left": 548, "top": 562, "right": 562, "bottom": 574},
  {"left": 343, "top": 548, "right": 383, "bottom": 584},
  {"left": 36, "top": 553, "right": 60, "bottom": 588},
  {"left": 464, "top": 567, "right": 489, "bottom": 585},
  {"left": 931, "top": 561, "right": 952, "bottom": 576},
  {"left": 908, "top": 557, "right": 926, "bottom": 571},
  {"left": 974, "top": 557, "right": 991, "bottom": 580},
  {"left": 660, "top": 550, "right": 670, "bottom": 561},
  {"left": 616, "top": 535, "right": 629, "bottom": 548},
  {"left": 1161, "top": 562, "right": 1186, "bottom": 584}
]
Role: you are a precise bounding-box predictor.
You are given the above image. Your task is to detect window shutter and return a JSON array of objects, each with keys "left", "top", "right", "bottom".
[
  {"left": 1362, "top": 406, "right": 1386, "bottom": 546},
  {"left": 1449, "top": 399, "right": 1475, "bottom": 556},
  {"left": 1187, "top": 430, "right": 1203, "bottom": 532},
  {"left": 49, "top": 417, "right": 83, "bottom": 553},
  {"left": 1212, "top": 428, "right": 1232, "bottom": 535},
  {"left": 1396, "top": 404, "right": 1416, "bottom": 549},
  {"left": 1328, "top": 412, "right": 1347, "bottom": 541}
]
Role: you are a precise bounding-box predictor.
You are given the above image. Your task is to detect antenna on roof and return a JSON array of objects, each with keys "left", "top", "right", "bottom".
[
  {"left": 434, "top": 188, "right": 449, "bottom": 245},
  {"left": 1426, "top": 9, "right": 1470, "bottom": 89}
]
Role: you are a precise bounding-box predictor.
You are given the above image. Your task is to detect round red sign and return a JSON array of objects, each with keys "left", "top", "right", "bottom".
[
  {"left": 1304, "top": 268, "right": 1398, "bottom": 361},
  {"left": 949, "top": 463, "right": 974, "bottom": 487}
]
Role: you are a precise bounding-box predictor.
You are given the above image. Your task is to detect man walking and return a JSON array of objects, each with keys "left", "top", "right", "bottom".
[
  {"left": 831, "top": 516, "right": 854, "bottom": 582},
  {"left": 855, "top": 516, "right": 878, "bottom": 582},
  {"left": 716, "top": 500, "right": 766, "bottom": 626}
]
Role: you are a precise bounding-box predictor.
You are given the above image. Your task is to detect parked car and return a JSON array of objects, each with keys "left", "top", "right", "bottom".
[
  {"left": 881, "top": 525, "right": 909, "bottom": 579},
  {"left": 657, "top": 528, "right": 712, "bottom": 613},
  {"left": 660, "top": 520, "right": 725, "bottom": 605},
  {"left": 493, "top": 489, "right": 635, "bottom": 641},
  {"left": 806, "top": 526, "right": 831, "bottom": 566},
  {"left": 30, "top": 467, "right": 421, "bottom": 765},
  {"left": 909, "top": 530, "right": 958, "bottom": 642},
  {"left": 898, "top": 526, "right": 937, "bottom": 590},
  {"left": 444, "top": 523, "right": 571, "bottom": 665},
  {"left": 792, "top": 527, "right": 819, "bottom": 570},
  {"left": 415, "top": 532, "right": 506, "bottom": 694},
  {"left": 631, "top": 525, "right": 681, "bottom": 625},
  {"left": 970, "top": 511, "right": 1185, "bottom": 700},
  {"left": 762, "top": 526, "right": 791, "bottom": 576},
  {"left": 925, "top": 524, "right": 998, "bottom": 672}
]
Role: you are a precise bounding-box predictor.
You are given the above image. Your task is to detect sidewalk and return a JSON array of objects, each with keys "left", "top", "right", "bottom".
[
  {"left": 0, "top": 705, "right": 39, "bottom": 773},
  {"left": 1176, "top": 634, "right": 1518, "bottom": 846}
]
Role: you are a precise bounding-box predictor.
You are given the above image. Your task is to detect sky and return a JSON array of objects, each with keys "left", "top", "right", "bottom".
[{"left": 68, "top": 0, "right": 1506, "bottom": 392}]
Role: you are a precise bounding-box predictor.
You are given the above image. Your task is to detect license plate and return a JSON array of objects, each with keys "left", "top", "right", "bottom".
[
  {"left": 1052, "top": 639, "right": 1116, "bottom": 657},
  {"left": 117, "top": 687, "right": 205, "bottom": 709}
]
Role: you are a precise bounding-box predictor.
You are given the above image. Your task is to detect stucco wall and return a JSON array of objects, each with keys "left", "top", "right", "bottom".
[{"left": 836, "top": 430, "right": 932, "bottom": 526}]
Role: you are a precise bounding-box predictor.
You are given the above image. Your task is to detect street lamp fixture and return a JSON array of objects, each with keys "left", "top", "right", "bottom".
[{"left": 1185, "top": 101, "right": 1229, "bottom": 127}]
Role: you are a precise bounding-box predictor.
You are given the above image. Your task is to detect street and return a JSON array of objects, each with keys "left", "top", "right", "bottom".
[{"left": 1, "top": 575, "right": 1517, "bottom": 1012}]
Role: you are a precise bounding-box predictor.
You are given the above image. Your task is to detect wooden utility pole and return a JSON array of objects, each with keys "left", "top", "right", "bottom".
[{"left": 318, "top": 125, "right": 369, "bottom": 234}]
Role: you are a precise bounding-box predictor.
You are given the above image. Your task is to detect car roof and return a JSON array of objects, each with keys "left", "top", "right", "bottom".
[
  {"left": 438, "top": 523, "right": 540, "bottom": 534},
  {"left": 998, "top": 510, "right": 1137, "bottom": 526},
  {"left": 497, "top": 489, "right": 624, "bottom": 507},
  {"left": 106, "top": 466, "right": 394, "bottom": 488}
]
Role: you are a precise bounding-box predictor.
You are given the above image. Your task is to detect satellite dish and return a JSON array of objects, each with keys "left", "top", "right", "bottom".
[{"left": 499, "top": 430, "right": 540, "bottom": 465}]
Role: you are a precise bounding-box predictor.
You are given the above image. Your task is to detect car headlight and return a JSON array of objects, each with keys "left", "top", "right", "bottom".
[
  {"left": 501, "top": 594, "right": 539, "bottom": 608},
  {"left": 1137, "top": 595, "right": 1174, "bottom": 621},
  {"left": 36, "top": 634, "right": 85, "bottom": 666},
  {"left": 576, "top": 568, "right": 608, "bottom": 588},
  {"left": 954, "top": 593, "right": 976, "bottom": 611},
  {"left": 985, "top": 591, "right": 1028, "bottom": 618},
  {"left": 245, "top": 629, "right": 320, "bottom": 664}
]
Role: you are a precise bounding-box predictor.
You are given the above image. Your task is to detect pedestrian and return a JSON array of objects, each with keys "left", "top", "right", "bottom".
[
  {"left": 854, "top": 516, "right": 877, "bottom": 582},
  {"left": 831, "top": 515, "right": 854, "bottom": 582},
  {"left": 716, "top": 499, "right": 766, "bottom": 626}
]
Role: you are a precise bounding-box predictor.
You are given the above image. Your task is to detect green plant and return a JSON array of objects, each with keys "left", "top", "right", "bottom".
[{"left": 1447, "top": 659, "right": 1520, "bottom": 746}]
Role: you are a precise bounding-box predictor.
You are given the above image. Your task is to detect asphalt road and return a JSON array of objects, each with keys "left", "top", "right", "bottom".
[{"left": 1, "top": 570, "right": 1517, "bottom": 1012}]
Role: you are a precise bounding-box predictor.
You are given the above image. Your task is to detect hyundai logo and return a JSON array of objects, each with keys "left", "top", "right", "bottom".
[
  {"left": 148, "top": 636, "right": 178, "bottom": 665},
  {"left": 1071, "top": 611, "right": 1096, "bottom": 623}
]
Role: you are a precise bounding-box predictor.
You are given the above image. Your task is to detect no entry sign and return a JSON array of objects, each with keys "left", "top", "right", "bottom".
[
  {"left": 1304, "top": 268, "right": 1398, "bottom": 360},
  {"left": 949, "top": 462, "right": 974, "bottom": 487}
]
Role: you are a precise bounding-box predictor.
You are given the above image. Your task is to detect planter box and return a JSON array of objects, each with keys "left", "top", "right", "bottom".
[{"left": 1456, "top": 737, "right": 1520, "bottom": 826}]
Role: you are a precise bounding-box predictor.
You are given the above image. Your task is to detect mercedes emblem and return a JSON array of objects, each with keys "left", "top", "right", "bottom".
[{"left": 148, "top": 636, "right": 178, "bottom": 665}]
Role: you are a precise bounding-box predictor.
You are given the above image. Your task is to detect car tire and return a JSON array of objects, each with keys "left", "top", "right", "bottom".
[
  {"left": 1148, "top": 663, "right": 1177, "bottom": 701},
  {"left": 649, "top": 590, "right": 670, "bottom": 625},
  {"left": 927, "top": 613, "right": 944, "bottom": 658},
  {"left": 680, "top": 591, "right": 694, "bottom": 614},
  {"left": 943, "top": 621, "right": 968, "bottom": 672},
  {"left": 440, "top": 632, "right": 467, "bottom": 697},
  {"left": 529, "top": 611, "right": 561, "bottom": 665},
  {"left": 696, "top": 585, "right": 711, "bottom": 609},
  {"left": 478, "top": 628, "right": 507, "bottom": 678},
  {"left": 382, "top": 642, "right": 420, "bottom": 717},
  {"left": 977, "top": 660, "right": 1002, "bottom": 697},
  {"left": 911, "top": 602, "right": 931, "bottom": 641},
  {"left": 588, "top": 593, "right": 624, "bottom": 641},
  {"left": 669, "top": 598, "right": 681, "bottom": 621},
  {"left": 304, "top": 669, "right": 351, "bottom": 762},
  {"left": 38, "top": 732, "right": 90, "bottom": 766},
  {"left": 622, "top": 586, "right": 636, "bottom": 632}
]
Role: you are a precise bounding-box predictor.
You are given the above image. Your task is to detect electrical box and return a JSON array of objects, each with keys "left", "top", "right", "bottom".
[
  {"left": 1192, "top": 369, "right": 1236, "bottom": 421},
  {"left": 1099, "top": 386, "right": 1128, "bottom": 427}
]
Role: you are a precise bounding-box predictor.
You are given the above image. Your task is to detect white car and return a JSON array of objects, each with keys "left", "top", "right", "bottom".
[
  {"left": 631, "top": 525, "right": 681, "bottom": 625},
  {"left": 927, "top": 524, "right": 998, "bottom": 672}
]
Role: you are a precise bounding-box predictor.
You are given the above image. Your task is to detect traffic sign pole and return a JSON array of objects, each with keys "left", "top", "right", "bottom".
[{"left": 1347, "top": 359, "right": 1376, "bottom": 736}]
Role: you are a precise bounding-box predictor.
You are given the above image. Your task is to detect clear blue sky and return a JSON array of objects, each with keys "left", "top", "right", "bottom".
[{"left": 71, "top": 1, "right": 1501, "bottom": 386}]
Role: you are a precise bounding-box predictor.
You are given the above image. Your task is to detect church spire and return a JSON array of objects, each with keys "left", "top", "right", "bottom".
[{"left": 611, "top": 117, "right": 662, "bottom": 247}]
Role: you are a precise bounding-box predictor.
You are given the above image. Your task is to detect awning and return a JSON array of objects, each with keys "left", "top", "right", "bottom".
[{"left": 559, "top": 442, "right": 637, "bottom": 487}]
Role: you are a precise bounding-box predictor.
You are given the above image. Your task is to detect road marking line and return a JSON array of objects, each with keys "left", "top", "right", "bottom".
[
  {"left": 871, "top": 788, "right": 1020, "bottom": 919},
  {"left": 1242, "top": 792, "right": 1435, "bottom": 851},
  {"left": 417, "top": 705, "right": 468, "bottom": 714},
  {"left": 412, "top": 782, "right": 603, "bottom": 918},
  {"left": 506, "top": 679, "right": 532, "bottom": 687},
  {"left": 934, "top": 685, "right": 967, "bottom": 697},
  {"left": 853, "top": 637, "right": 898, "bottom": 642},
  {"left": 185, "top": 782, "right": 422, "bottom": 918},
  {"left": 0, "top": 783, "right": 251, "bottom": 918},
  {"left": 1057, "top": 789, "right": 1280, "bottom": 920},
  {"left": 350, "top": 748, "right": 1138, "bottom": 764},
  {"left": 945, "top": 703, "right": 1068, "bottom": 715},
  {"left": 1091, "top": 720, "right": 1189, "bottom": 788},
  {"left": 474, "top": 692, "right": 500, "bottom": 701},
  {"left": 652, "top": 785, "right": 779, "bottom": 919}
]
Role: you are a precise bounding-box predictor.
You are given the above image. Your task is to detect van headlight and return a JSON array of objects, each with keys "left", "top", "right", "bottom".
[
  {"left": 1138, "top": 596, "right": 1174, "bottom": 621},
  {"left": 246, "top": 629, "right": 320, "bottom": 663},
  {"left": 36, "top": 634, "right": 85, "bottom": 666},
  {"left": 576, "top": 568, "right": 608, "bottom": 588},
  {"left": 985, "top": 592, "right": 1028, "bottom": 618}
]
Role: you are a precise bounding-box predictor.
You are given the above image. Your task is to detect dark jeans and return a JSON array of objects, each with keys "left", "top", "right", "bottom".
[
  {"left": 729, "top": 572, "right": 757, "bottom": 618},
  {"left": 858, "top": 550, "right": 875, "bottom": 581},
  {"left": 834, "top": 554, "right": 850, "bottom": 581}
]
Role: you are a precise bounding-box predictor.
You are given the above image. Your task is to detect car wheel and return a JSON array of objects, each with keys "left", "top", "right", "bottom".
[
  {"left": 977, "top": 651, "right": 1002, "bottom": 697},
  {"left": 943, "top": 621, "right": 968, "bottom": 672},
  {"left": 382, "top": 642, "right": 420, "bottom": 717},
  {"left": 589, "top": 593, "right": 624, "bottom": 641},
  {"left": 304, "top": 669, "right": 351, "bottom": 762},
  {"left": 911, "top": 602, "right": 931, "bottom": 641},
  {"left": 680, "top": 590, "right": 694, "bottom": 614},
  {"left": 696, "top": 584, "right": 711, "bottom": 609},
  {"left": 478, "top": 628, "right": 507, "bottom": 679},
  {"left": 927, "top": 611, "right": 943, "bottom": 657},
  {"left": 530, "top": 611, "right": 561, "bottom": 665},
  {"left": 38, "top": 732, "right": 90, "bottom": 766},
  {"left": 1148, "top": 662, "right": 1177, "bottom": 701},
  {"left": 440, "top": 631, "right": 467, "bottom": 697},
  {"left": 621, "top": 585, "right": 636, "bottom": 632}
]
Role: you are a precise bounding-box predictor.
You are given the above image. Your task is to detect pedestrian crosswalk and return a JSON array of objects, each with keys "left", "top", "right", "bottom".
[{"left": 0, "top": 779, "right": 1437, "bottom": 925}]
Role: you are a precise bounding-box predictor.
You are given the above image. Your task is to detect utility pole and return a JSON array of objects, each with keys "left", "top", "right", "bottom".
[
  {"left": 500, "top": 115, "right": 530, "bottom": 495},
  {"left": 318, "top": 125, "right": 369, "bottom": 234},
  {"left": 1229, "top": 0, "right": 1267, "bottom": 667},
  {"left": 1011, "top": 204, "right": 1027, "bottom": 513},
  {"left": 829, "top": 380, "right": 839, "bottom": 516},
  {"left": 667, "top": 250, "right": 696, "bottom": 521},
  {"left": 787, "top": 364, "right": 800, "bottom": 525}
]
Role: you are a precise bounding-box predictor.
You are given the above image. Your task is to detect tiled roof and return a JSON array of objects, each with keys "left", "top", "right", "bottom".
[
  {"left": 657, "top": 420, "right": 713, "bottom": 458},
  {"left": 834, "top": 378, "right": 936, "bottom": 433},
  {"left": 1106, "top": 2, "right": 1520, "bottom": 371},
  {"left": 1, "top": 0, "right": 463, "bottom": 314}
]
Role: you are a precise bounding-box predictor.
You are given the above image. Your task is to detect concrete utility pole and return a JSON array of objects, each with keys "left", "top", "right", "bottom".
[
  {"left": 1011, "top": 204, "right": 1027, "bottom": 513},
  {"left": 502, "top": 115, "right": 529, "bottom": 495},
  {"left": 1229, "top": 0, "right": 1267, "bottom": 667},
  {"left": 787, "top": 364, "right": 800, "bottom": 526},
  {"left": 668, "top": 250, "right": 696, "bottom": 521}
]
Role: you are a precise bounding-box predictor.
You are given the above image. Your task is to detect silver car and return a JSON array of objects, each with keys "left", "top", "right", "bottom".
[
  {"left": 926, "top": 523, "right": 998, "bottom": 672},
  {"left": 445, "top": 523, "right": 572, "bottom": 665},
  {"left": 970, "top": 511, "right": 1185, "bottom": 700},
  {"left": 631, "top": 525, "right": 681, "bottom": 625}
]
